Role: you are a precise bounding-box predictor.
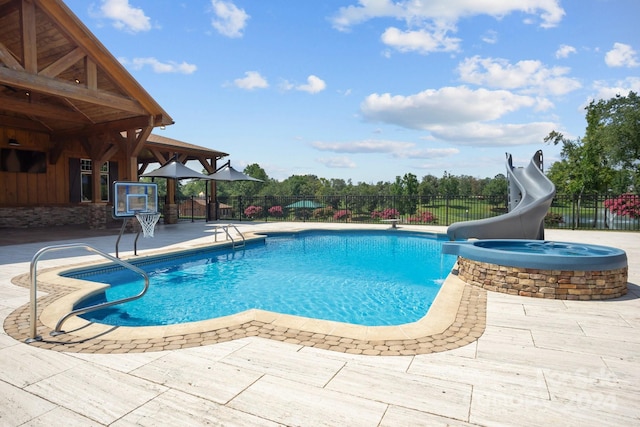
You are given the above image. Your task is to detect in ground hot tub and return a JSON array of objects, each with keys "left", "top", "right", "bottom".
[{"left": 442, "top": 240, "right": 628, "bottom": 300}]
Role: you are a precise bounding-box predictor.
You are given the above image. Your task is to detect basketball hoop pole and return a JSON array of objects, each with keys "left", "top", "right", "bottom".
[
  {"left": 115, "top": 217, "right": 133, "bottom": 258},
  {"left": 115, "top": 212, "right": 160, "bottom": 258}
]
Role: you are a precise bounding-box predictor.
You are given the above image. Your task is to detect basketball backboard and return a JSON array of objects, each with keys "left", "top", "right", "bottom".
[{"left": 113, "top": 181, "right": 158, "bottom": 218}]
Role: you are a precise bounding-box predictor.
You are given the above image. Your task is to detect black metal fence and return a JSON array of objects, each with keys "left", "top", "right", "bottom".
[{"left": 166, "top": 194, "right": 640, "bottom": 231}]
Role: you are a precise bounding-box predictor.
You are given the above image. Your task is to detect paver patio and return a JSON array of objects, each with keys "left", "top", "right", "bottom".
[{"left": 1, "top": 222, "right": 638, "bottom": 426}]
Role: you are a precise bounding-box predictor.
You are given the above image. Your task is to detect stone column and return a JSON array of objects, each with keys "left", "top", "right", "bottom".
[
  {"left": 163, "top": 203, "right": 178, "bottom": 224},
  {"left": 87, "top": 203, "right": 108, "bottom": 229}
]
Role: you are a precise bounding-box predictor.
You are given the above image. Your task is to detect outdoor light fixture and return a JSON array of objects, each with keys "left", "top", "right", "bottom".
[{"left": 8, "top": 138, "right": 20, "bottom": 146}]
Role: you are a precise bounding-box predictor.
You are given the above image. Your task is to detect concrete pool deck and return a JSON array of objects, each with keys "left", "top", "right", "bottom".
[{"left": 1, "top": 221, "right": 639, "bottom": 425}]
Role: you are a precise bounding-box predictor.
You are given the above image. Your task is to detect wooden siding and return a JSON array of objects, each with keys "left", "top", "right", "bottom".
[{"left": 0, "top": 125, "right": 128, "bottom": 206}]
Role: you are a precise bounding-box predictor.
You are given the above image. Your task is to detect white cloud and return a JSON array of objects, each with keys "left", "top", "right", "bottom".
[
  {"left": 233, "top": 71, "right": 268, "bottom": 90},
  {"left": 331, "top": 0, "right": 565, "bottom": 31},
  {"left": 590, "top": 77, "right": 640, "bottom": 103},
  {"left": 312, "top": 139, "right": 460, "bottom": 160},
  {"left": 331, "top": 1, "right": 563, "bottom": 58},
  {"left": 316, "top": 157, "right": 357, "bottom": 168},
  {"left": 482, "top": 30, "right": 498, "bottom": 45},
  {"left": 296, "top": 75, "right": 327, "bottom": 94},
  {"left": 427, "top": 122, "right": 558, "bottom": 147},
  {"left": 99, "top": 0, "right": 151, "bottom": 32},
  {"left": 394, "top": 147, "right": 460, "bottom": 159},
  {"left": 312, "top": 139, "right": 415, "bottom": 154},
  {"left": 457, "top": 56, "right": 581, "bottom": 96},
  {"left": 381, "top": 25, "right": 460, "bottom": 54},
  {"left": 124, "top": 57, "right": 197, "bottom": 74},
  {"left": 605, "top": 43, "right": 639, "bottom": 67},
  {"left": 555, "top": 44, "right": 576, "bottom": 59},
  {"left": 210, "top": 0, "right": 249, "bottom": 38},
  {"left": 361, "top": 86, "right": 535, "bottom": 129}
]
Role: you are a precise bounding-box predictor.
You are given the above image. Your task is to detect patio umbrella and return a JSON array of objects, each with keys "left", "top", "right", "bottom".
[
  {"left": 140, "top": 158, "right": 214, "bottom": 180},
  {"left": 286, "top": 200, "right": 324, "bottom": 209},
  {"left": 208, "top": 163, "right": 263, "bottom": 182}
]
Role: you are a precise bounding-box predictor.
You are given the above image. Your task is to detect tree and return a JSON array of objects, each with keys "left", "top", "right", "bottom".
[
  {"left": 585, "top": 91, "right": 640, "bottom": 188},
  {"left": 439, "top": 171, "right": 459, "bottom": 196},
  {"left": 419, "top": 174, "right": 438, "bottom": 197},
  {"left": 234, "top": 164, "right": 267, "bottom": 198},
  {"left": 391, "top": 173, "right": 419, "bottom": 215},
  {"left": 544, "top": 130, "right": 613, "bottom": 195},
  {"left": 482, "top": 173, "right": 508, "bottom": 209}
]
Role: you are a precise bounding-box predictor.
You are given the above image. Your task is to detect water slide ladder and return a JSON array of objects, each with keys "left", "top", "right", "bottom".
[
  {"left": 26, "top": 243, "right": 150, "bottom": 343},
  {"left": 215, "top": 224, "right": 246, "bottom": 249}
]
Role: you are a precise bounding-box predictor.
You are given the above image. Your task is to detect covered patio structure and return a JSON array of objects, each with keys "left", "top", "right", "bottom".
[{"left": 0, "top": 0, "right": 227, "bottom": 228}]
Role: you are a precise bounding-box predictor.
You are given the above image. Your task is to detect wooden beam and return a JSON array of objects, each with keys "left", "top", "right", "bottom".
[
  {"left": 0, "top": 66, "right": 147, "bottom": 114},
  {"left": 21, "top": 0, "right": 37, "bottom": 74},
  {"left": 39, "top": 47, "right": 85, "bottom": 78},
  {"left": 0, "top": 41, "right": 23, "bottom": 70},
  {"left": 0, "top": 0, "right": 20, "bottom": 18},
  {"left": 0, "top": 113, "right": 51, "bottom": 132},
  {"left": 148, "top": 148, "right": 168, "bottom": 166},
  {"left": 0, "top": 93, "right": 91, "bottom": 122},
  {"left": 131, "top": 126, "right": 152, "bottom": 157},
  {"left": 86, "top": 56, "right": 97, "bottom": 90},
  {"left": 197, "top": 157, "right": 215, "bottom": 174},
  {"left": 97, "top": 143, "right": 119, "bottom": 165},
  {"left": 52, "top": 115, "right": 153, "bottom": 138}
]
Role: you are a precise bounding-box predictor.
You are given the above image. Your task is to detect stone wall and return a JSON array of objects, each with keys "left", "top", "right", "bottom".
[
  {"left": 456, "top": 257, "right": 628, "bottom": 300},
  {"left": 0, "top": 204, "right": 122, "bottom": 229},
  {"left": 0, "top": 206, "right": 88, "bottom": 228}
]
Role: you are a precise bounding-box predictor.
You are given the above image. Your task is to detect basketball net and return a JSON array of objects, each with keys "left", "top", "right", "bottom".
[{"left": 135, "top": 212, "right": 161, "bottom": 238}]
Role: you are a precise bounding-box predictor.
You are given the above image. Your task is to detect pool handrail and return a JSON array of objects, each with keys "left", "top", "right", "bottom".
[
  {"left": 215, "top": 224, "right": 246, "bottom": 249},
  {"left": 27, "top": 243, "right": 150, "bottom": 343}
]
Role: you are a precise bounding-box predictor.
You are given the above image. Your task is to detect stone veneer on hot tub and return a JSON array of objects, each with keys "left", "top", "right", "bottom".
[
  {"left": 443, "top": 240, "right": 628, "bottom": 300},
  {"left": 454, "top": 258, "right": 627, "bottom": 300}
]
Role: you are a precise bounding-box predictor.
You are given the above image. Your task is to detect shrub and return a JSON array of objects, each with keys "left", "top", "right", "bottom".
[
  {"left": 313, "top": 206, "right": 334, "bottom": 219},
  {"left": 544, "top": 212, "right": 564, "bottom": 226},
  {"left": 604, "top": 193, "right": 640, "bottom": 218},
  {"left": 407, "top": 211, "right": 438, "bottom": 224},
  {"left": 244, "top": 205, "right": 262, "bottom": 219},
  {"left": 371, "top": 208, "right": 399, "bottom": 220},
  {"left": 268, "top": 205, "right": 283, "bottom": 217},
  {"left": 333, "top": 209, "right": 352, "bottom": 221}
]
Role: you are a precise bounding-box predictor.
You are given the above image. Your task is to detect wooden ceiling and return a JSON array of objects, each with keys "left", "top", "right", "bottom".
[{"left": 0, "top": 0, "right": 173, "bottom": 137}]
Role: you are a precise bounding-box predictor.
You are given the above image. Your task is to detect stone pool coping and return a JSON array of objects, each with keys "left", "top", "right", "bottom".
[{"left": 4, "top": 231, "right": 487, "bottom": 355}]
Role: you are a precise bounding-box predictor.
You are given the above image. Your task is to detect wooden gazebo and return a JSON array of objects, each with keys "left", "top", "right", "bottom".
[{"left": 0, "top": 0, "right": 227, "bottom": 228}]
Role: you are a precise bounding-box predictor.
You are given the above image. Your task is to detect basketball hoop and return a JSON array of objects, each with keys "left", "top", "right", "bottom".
[{"left": 135, "top": 212, "right": 161, "bottom": 238}]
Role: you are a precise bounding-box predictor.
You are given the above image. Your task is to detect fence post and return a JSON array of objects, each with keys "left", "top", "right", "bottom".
[{"left": 445, "top": 195, "right": 450, "bottom": 225}]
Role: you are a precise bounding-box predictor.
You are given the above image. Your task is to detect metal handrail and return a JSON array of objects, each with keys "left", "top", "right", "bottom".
[
  {"left": 214, "top": 224, "right": 246, "bottom": 249},
  {"left": 224, "top": 224, "right": 246, "bottom": 249},
  {"left": 27, "top": 243, "right": 149, "bottom": 342}
]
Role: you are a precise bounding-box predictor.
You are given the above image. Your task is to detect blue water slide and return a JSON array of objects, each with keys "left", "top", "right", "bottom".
[{"left": 446, "top": 150, "right": 556, "bottom": 241}]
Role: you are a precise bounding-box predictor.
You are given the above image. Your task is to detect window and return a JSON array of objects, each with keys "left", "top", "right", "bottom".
[{"left": 80, "top": 159, "right": 109, "bottom": 202}]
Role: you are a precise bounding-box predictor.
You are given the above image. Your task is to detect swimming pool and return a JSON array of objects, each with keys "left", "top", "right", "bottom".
[{"left": 70, "top": 230, "right": 457, "bottom": 327}]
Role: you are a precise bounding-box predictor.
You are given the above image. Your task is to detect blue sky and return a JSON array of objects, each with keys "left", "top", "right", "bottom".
[{"left": 64, "top": 0, "right": 640, "bottom": 183}]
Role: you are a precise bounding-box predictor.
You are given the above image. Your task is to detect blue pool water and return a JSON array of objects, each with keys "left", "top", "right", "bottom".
[{"left": 71, "top": 230, "right": 457, "bottom": 327}]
